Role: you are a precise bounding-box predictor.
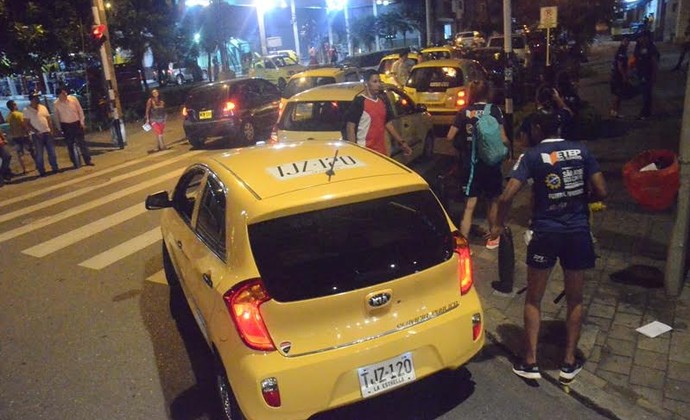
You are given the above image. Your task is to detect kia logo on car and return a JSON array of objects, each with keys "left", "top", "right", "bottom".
[{"left": 368, "top": 292, "right": 392, "bottom": 308}]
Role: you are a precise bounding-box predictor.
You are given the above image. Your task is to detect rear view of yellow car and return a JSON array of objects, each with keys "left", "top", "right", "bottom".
[
  {"left": 280, "top": 66, "right": 363, "bottom": 109},
  {"left": 404, "top": 58, "right": 488, "bottom": 127},
  {"left": 146, "top": 141, "right": 484, "bottom": 419},
  {"left": 420, "top": 46, "right": 465, "bottom": 61}
]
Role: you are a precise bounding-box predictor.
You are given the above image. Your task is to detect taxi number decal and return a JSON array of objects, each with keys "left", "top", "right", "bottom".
[{"left": 268, "top": 155, "right": 365, "bottom": 179}]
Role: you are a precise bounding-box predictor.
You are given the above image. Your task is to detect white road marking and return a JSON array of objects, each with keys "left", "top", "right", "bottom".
[
  {"left": 78, "top": 228, "right": 162, "bottom": 270},
  {"left": 0, "top": 170, "right": 182, "bottom": 244},
  {"left": 0, "top": 151, "right": 200, "bottom": 224},
  {"left": 22, "top": 204, "right": 148, "bottom": 257},
  {"left": 146, "top": 269, "right": 168, "bottom": 285},
  {"left": 0, "top": 149, "right": 176, "bottom": 209}
]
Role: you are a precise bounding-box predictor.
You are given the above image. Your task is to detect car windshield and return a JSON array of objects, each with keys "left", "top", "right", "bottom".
[
  {"left": 185, "top": 84, "right": 231, "bottom": 109},
  {"left": 378, "top": 58, "right": 397, "bottom": 74},
  {"left": 422, "top": 51, "right": 451, "bottom": 60},
  {"left": 278, "top": 100, "right": 349, "bottom": 131},
  {"left": 282, "top": 76, "right": 337, "bottom": 99},
  {"left": 407, "top": 66, "right": 464, "bottom": 91},
  {"left": 249, "top": 190, "right": 454, "bottom": 302},
  {"left": 273, "top": 56, "right": 298, "bottom": 67}
]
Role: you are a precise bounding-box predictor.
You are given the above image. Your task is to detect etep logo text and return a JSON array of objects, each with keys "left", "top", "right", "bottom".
[{"left": 541, "top": 149, "right": 582, "bottom": 165}]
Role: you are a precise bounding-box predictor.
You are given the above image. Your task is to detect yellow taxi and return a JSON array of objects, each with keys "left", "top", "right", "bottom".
[
  {"left": 249, "top": 54, "right": 306, "bottom": 90},
  {"left": 280, "top": 66, "right": 363, "bottom": 109},
  {"left": 403, "top": 58, "right": 488, "bottom": 127},
  {"left": 377, "top": 52, "right": 419, "bottom": 85},
  {"left": 419, "top": 46, "right": 465, "bottom": 61},
  {"left": 272, "top": 81, "right": 435, "bottom": 166},
  {"left": 145, "top": 141, "right": 484, "bottom": 420}
]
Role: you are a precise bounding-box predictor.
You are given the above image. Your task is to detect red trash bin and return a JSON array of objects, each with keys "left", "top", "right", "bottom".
[{"left": 622, "top": 149, "right": 680, "bottom": 211}]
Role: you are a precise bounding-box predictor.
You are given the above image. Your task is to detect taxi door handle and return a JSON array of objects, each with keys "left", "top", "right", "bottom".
[
  {"left": 176, "top": 240, "right": 183, "bottom": 250},
  {"left": 202, "top": 273, "right": 213, "bottom": 288}
]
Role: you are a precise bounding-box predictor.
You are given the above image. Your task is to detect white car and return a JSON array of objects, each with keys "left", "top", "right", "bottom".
[
  {"left": 487, "top": 35, "right": 531, "bottom": 67},
  {"left": 453, "top": 31, "right": 485, "bottom": 49}
]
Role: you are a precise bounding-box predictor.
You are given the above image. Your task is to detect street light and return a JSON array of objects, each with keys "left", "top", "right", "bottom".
[
  {"left": 254, "top": 0, "right": 287, "bottom": 55},
  {"left": 194, "top": 32, "right": 201, "bottom": 43}
]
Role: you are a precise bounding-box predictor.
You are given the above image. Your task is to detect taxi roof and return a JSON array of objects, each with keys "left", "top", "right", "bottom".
[
  {"left": 380, "top": 52, "right": 419, "bottom": 61},
  {"left": 206, "top": 141, "right": 418, "bottom": 201},
  {"left": 420, "top": 46, "right": 460, "bottom": 53},
  {"left": 288, "top": 81, "right": 365, "bottom": 102},
  {"left": 289, "top": 67, "right": 347, "bottom": 78},
  {"left": 412, "top": 58, "right": 475, "bottom": 69}
]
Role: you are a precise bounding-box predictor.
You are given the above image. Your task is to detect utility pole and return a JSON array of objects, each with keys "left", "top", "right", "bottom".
[
  {"left": 92, "top": 0, "right": 125, "bottom": 149},
  {"left": 503, "top": 0, "right": 514, "bottom": 158},
  {"left": 425, "top": 0, "right": 433, "bottom": 47},
  {"left": 664, "top": 63, "right": 690, "bottom": 296}
]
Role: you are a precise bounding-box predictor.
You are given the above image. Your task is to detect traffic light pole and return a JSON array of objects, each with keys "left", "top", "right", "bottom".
[{"left": 92, "top": 0, "right": 126, "bottom": 149}]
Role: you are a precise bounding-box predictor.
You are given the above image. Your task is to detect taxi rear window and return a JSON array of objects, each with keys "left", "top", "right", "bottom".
[
  {"left": 278, "top": 100, "right": 349, "bottom": 132},
  {"left": 248, "top": 190, "right": 454, "bottom": 302},
  {"left": 407, "top": 67, "right": 464, "bottom": 92},
  {"left": 282, "top": 76, "right": 337, "bottom": 99}
]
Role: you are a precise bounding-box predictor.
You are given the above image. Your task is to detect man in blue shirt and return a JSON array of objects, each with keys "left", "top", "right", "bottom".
[{"left": 488, "top": 112, "right": 607, "bottom": 382}]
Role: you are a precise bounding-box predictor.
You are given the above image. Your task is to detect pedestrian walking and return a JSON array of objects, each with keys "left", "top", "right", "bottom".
[
  {"left": 6, "top": 100, "right": 36, "bottom": 174},
  {"left": 54, "top": 86, "right": 94, "bottom": 168},
  {"left": 633, "top": 30, "right": 660, "bottom": 120},
  {"left": 145, "top": 89, "right": 167, "bottom": 152},
  {"left": 344, "top": 70, "right": 412, "bottom": 157},
  {"left": 0, "top": 130, "right": 12, "bottom": 186},
  {"left": 23, "top": 92, "right": 59, "bottom": 177},
  {"left": 610, "top": 37, "right": 631, "bottom": 118},
  {"left": 487, "top": 111, "right": 608, "bottom": 381},
  {"left": 446, "top": 79, "right": 510, "bottom": 250}
]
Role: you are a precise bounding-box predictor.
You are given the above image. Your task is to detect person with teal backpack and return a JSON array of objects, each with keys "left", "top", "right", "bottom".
[{"left": 446, "top": 80, "right": 509, "bottom": 249}]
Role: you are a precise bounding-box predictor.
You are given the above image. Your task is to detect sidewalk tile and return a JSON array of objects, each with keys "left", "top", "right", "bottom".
[
  {"left": 630, "top": 366, "right": 665, "bottom": 389},
  {"left": 588, "top": 302, "right": 617, "bottom": 318},
  {"left": 664, "top": 379, "right": 690, "bottom": 403},
  {"left": 598, "top": 353, "right": 633, "bottom": 375},
  {"left": 634, "top": 348, "right": 669, "bottom": 371},
  {"left": 667, "top": 361, "right": 690, "bottom": 381},
  {"left": 605, "top": 337, "right": 636, "bottom": 357},
  {"left": 662, "top": 399, "right": 690, "bottom": 419},
  {"left": 631, "top": 384, "right": 665, "bottom": 406},
  {"left": 608, "top": 324, "right": 638, "bottom": 341},
  {"left": 638, "top": 336, "right": 671, "bottom": 354}
]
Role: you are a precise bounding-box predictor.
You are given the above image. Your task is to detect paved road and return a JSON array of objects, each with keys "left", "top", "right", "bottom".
[{"left": 0, "top": 140, "right": 608, "bottom": 419}]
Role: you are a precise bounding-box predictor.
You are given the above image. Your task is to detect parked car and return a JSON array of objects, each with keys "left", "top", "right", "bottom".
[
  {"left": 453, "top": 31, "right": 485, "bottom": 49},
  {"left": 167, "top": 63, "right": 195, "bottom": 85},
  {"left": 182, "top": 78, "right": 281, "bottom": 148},
  {"left": 280, "top": 66, "right": 363, "bottom": 108},
  {"left": 403, "top": 58, "right": 488, "bottom": 127},
  {"left": 377, "top": 52, "right": 420, "bottom": 86},
  {"left": 487, "top": 34, "right": 531, "bottom": 67},
  {"left": 273, "top": 81, "right": 434, "bottom": 165},
  {"left": 249, "top": 54, "right": 306, "bottom": 90},
  {"left": 145, "top": 140, "right": 483, "bottom": 419}
]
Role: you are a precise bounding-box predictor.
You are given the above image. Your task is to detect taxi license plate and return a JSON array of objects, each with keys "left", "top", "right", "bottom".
[
  {"left": 199, "top": 110, "right": 212, "bottom": 120},
  {"left": 357, "top": 352, "right": 415, "bottom": 398},
  {"left": 420, "top": 92, "right": 443, "bottom": 103}
]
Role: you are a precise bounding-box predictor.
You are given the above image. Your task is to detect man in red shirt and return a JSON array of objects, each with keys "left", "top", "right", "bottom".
[{"left": 344, "top": 70, "right": 412, "bottom": 157}]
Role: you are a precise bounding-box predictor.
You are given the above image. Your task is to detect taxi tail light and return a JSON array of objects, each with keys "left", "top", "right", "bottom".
[
  {"left": 455, "top": 90, "right": 467, "bottom": 108},
  {"left": 453, "top": 231, "right": 474, "bottom": 295},
  {"left": 472, "top": 313, "right": 482, "bottom": 341},
  {"left": 222, "top": 101, "right": 236, "bottom": 117},
  {"left": 223, "top": 279, "right": 276, "bottom": 351},
  {"left": 261, "top": 377, "right": 281, "bottom": 407},
  {"left": 182, "top": 106, "right": 188, "bottom": 118}
]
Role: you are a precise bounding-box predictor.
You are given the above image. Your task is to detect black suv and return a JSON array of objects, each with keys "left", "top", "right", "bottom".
[{"left": 182, "top": 78, "right": 281, "bottom": 148}]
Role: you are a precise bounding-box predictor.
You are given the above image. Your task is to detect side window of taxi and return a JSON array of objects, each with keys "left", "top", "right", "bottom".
[
  {"left": 196, "top": 175, "right": 226, "bottom": 260},
  {"left": 172, "top": 167, "right": 206, "bottom": 224},
  {"left": 387, "top": 89, "right": 415, "bottom": 116},
  {"left": 344, "top": 70, "right": 361, "bottom": 82}
]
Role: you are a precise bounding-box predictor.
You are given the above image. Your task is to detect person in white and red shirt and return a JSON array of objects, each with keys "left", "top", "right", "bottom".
[
  {"left": 54, "top": 86, "right": 93, "bottom": 167},
  {"left": 23, "top": 92, "right": 59, "bottom": 177}
]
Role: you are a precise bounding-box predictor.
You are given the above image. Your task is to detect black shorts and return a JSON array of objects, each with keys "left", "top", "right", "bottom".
[
  {"left": 465, "top": 161, "right": 503, "bottom": 198},
  {"left": 526, "top": 230, "right": 595, "bottom": 270}
]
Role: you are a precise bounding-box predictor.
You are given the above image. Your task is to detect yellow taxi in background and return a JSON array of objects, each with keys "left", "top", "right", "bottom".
[
  {"left": 404, "top": 58, "right": 488, "bottom": 127},
  {"left": 280, "top": 66, "right": 363, "bottom": 109},
  {"left": 145, "top": 141, "right": 484, "bottom": 420},
  {"left": 249, "top": 54, "right": 306, "bottom": 90},
  {"left": 420, "top": 46, "right": 465, "bottom": 61},
  {"left": 377, "top": 52, "right": 419, "bottom": 85},
  {"left": 273, "top": 81, "right": 435, "bottom": 166}
]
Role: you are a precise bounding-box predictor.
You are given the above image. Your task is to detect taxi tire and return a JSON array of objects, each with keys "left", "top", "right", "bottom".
[
  {"left": 214, "top": 355, "right": 245, "bottom": 420},
  {"left": 189, "top": 136, "right": 205, "bottom": 149},
  {"left": 423, "top": 132, "right": 435, "bottom": 159},
  {"left": 162, "top": 243, "right": 180, "bottom": 288}
]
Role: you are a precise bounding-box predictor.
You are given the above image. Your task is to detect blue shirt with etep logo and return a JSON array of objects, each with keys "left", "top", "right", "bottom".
[{"left": 510, "top": 138, "right": 601, "bottom": 233}]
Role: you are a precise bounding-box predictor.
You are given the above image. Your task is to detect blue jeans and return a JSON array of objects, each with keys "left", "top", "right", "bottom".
[{"left": 33, "top": 132, "right": 58, "bottom": 175}]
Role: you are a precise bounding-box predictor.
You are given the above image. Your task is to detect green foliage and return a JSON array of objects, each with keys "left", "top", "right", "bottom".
[{"left": 350, "top": 15, "right": 378, "bottom": 51}]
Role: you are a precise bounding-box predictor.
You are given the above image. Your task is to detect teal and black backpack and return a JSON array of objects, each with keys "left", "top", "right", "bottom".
[{"left": 472, "top": 103, "right": 507, "bottom": 166}]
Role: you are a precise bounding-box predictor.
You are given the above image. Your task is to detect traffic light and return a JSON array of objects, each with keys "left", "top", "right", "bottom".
[{"left": 91, "top": 24, "right": 107, "bottom": 48}]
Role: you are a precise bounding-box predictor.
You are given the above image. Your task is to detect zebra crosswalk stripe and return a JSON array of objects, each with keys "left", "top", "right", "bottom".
[
  {"left": 146, "top": 269, "right": 168, "bottom": 285},
  {"left": 78, "top": 227, "right": 162, "bottom": 270}
]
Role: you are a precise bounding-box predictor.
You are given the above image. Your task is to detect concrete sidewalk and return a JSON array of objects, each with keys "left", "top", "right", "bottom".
[{"left": 459, "top": 40, "right": 690, "bottom": 419}]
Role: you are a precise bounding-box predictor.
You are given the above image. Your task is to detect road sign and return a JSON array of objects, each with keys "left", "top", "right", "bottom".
[{"left": 540, "top": 6, "right": 558, "bottom": 29}]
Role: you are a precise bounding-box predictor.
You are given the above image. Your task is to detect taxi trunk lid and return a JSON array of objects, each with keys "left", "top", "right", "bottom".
[{"left": 247, "top": 189, "right": 461, "bottom": 356}]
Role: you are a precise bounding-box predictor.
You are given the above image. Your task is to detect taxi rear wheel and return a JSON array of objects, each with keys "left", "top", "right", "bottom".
[
  {"left": 214, "top": 355, "right": 245, "bottom": 420},
  {"left": 162, "top": 243, "right": 180, "bottom": 288}
]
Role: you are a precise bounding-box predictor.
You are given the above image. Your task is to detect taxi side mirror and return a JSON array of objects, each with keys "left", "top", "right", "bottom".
[{"left": 145, "top": 191, "right": 172, "bottom": 210}]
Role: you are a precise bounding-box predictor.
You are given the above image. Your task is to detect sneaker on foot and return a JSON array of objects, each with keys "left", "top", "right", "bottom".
[
  {"left": 560, "top": 359, "right": 584, "bottom": 381},
  {"left": 486, "top": 237, "right": 500, "bottom": 250},
  {"left": 512, "top": 362, "right": 541, "bottom": 379}
]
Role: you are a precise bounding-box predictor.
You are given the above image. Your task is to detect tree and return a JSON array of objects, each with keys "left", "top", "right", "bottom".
[{"left": 350, "top": 15, "right": 377, "bottom": 52}]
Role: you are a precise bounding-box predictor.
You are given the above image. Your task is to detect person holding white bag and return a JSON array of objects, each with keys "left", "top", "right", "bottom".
[{"left": 145, "top": 89, "right": 167, "bottom": 152}]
